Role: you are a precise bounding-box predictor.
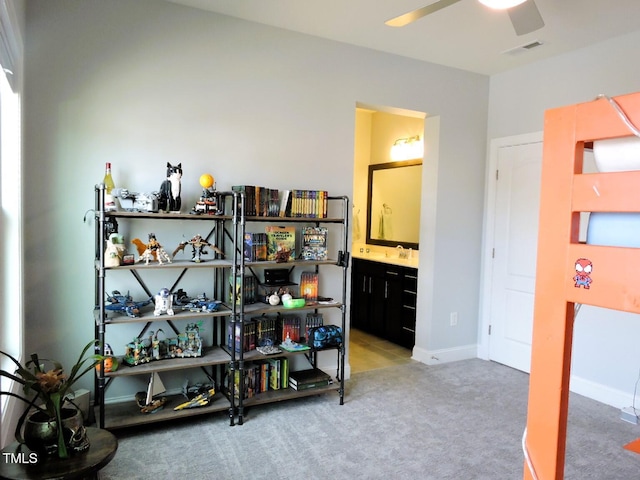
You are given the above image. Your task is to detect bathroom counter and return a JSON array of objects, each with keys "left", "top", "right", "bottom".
[{"left": 351, "top": 250, "right": 419, "bottom": 269}]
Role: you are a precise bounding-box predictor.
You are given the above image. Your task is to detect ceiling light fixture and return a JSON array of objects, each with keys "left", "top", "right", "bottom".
[{"left": 477, "top": 0, "right": 527, "bottom": 9}]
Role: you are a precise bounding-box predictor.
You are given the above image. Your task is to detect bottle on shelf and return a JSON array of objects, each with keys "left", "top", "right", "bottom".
[{"left": 103, "top": 162, "right": 117, "bottom": 211}]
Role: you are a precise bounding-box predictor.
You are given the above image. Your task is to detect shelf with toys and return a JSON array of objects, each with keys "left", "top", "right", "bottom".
[
  {"left": 93, "top": 170, "right": 349, "bottom": 429},
  {"left": 93, "top": 179, "right": 242, "bottom": 430}
]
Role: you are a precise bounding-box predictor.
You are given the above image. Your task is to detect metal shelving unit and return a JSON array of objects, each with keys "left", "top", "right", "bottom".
[
  {"left": 93, "top": 186, "right": 349, "bottom": 429},
  {"left": 232, "top": 195, "right": 350, "bottom": 425},
  {"left": 93, "top": 185, "right": 239, "bottom": 429}
]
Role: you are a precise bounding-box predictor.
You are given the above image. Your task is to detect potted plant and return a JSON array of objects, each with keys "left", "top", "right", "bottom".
[{"left": 0, "top": 340, "right": 101, "bottom": 459}]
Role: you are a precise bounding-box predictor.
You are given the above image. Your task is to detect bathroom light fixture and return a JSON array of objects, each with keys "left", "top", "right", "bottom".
[
  {"left": 477, "top": 0, "right": 527, "bottom": 9},
  {"left": 390, "top": 135, "right": 424, "bottom": 161}
]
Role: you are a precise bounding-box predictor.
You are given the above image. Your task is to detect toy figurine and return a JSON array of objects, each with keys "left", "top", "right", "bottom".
[
  {"left": 158, "top": 162, "right": 182, "bottom": 213},
  {"left": 154, "top": 288, "right": 174, "bottom": 316},
  {"left": 136, "top": 233, "right": 172, "bottom": 265},
  {"left": 173, "top": 233, "right": 225, "bottom": 263},
  {"left": 104, "top": 233, "right": 125, "bottom": 267}
]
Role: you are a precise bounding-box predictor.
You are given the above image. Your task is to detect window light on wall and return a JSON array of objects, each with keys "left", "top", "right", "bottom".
[{"left": 390, "top": 135, "right": 424, "bottom": 161}]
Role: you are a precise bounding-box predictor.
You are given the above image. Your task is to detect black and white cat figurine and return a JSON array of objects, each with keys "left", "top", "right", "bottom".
[{"left": 159, "top": 162, "right": 182, "bottom": 213}]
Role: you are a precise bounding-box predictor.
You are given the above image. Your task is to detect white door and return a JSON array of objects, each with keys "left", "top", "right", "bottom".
[{"left": 487, "top": 139, "right": 543, "bottom": 372}]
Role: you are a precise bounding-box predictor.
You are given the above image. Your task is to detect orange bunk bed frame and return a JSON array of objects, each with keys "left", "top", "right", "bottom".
[{"left": 524, "top": 91, "right": 640, "bottom": 479}]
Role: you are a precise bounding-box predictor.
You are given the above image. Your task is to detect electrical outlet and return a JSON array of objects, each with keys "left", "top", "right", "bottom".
[{"left": 450, "top": 312, "right": 458, "bottom": 326}]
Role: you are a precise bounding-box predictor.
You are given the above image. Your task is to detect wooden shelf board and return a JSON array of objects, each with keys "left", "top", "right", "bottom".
[
  {"left": 98, "top": 304, "right": 232, "bottom": 325},
  {"left": 244, "top": 216, "right": 344, "bottom": 223},
  {"left": 105, "top": 211, "right": 233, "bottom": 221},
  {"left": 98, "top": 259, "right": 233, "bottom": 271},
  {"left": 99, "top": 392, "right": 230, "bottom": 430},
  {"left": 240, "top": 384, "right": 339, "bottom": 408},
  {"left": 105, "top": 347, "right": 230, "bottom": 377},
  {"left": 241, "top": 301, "right": 343, "bottom": 317},
  {"left": 245, "top": 259, "right": 338, "bottom": 267}
]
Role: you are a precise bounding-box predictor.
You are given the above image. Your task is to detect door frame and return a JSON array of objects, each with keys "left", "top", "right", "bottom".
[{"left": 477, "top": 131, "right": 543, "bottom": 361}]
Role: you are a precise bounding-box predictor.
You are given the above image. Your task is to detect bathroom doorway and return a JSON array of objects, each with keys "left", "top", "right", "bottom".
[{"left": 350, "top": 103, "right": 425, "bottom": 373}]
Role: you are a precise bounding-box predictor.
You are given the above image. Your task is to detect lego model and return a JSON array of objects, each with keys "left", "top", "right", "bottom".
[
  {"left": 105, "top": 290, "right": 153, "bottom": 318},
  {"left": 154, "top": 288, "right": 174, "bottom": 316},
  {"left": 136, "top": 233, "right": 172, "bottom": 265},
  {"left": 190, "top": 173, "right": 222, "bottom": 215},
  {"left": 173, "top": 233, "right": 225, "bottom": 263},
  {"left": 112, "top": 188, "right": 159, "bottom": 212},
  {"left": 158, "top": 162, "right": 182, "bottom": 213}
]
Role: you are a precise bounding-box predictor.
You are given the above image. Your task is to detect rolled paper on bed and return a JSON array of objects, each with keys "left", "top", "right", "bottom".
[
  {"left": 586, "top": 212, "right": 640, "bottom": 248},
  {"left": 593, "top": 136, "right": 640, "bottom": 172}
]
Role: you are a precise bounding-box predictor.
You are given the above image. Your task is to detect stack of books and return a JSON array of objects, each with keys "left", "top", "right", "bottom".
[{"left": 288, "top": 368, "right": 332, "bottom": 391}]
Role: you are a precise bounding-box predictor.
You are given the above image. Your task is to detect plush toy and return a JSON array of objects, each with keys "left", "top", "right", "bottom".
[{"left": 158, "top": 162, "right": 182, "bottom": 213}]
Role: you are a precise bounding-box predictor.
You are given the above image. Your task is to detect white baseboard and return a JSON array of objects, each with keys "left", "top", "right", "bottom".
[
  {"left": 413, "top": 344, "right": 631, "bottom": 410},
  {"left": 412, "top": 344, "right": 478, "bottom": 366},
  {"left": 569, "top": 374, "right": 633, "bottom": 409}
]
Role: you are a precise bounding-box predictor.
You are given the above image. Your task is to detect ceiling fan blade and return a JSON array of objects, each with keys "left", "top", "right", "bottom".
[
  {"left": 507, "top": 0, "right": 545, "bottom": 35},
  {"left": 385, "top": 0, "right": 463, "bottom": 27}
]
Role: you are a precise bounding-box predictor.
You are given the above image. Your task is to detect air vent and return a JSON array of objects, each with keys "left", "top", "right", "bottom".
[{"left": 502, "top": 40, "right": 544, "bottom": 56}]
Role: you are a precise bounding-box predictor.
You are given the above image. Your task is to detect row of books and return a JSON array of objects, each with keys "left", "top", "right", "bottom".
[
  {"left": 281, "top": 189, "right": 329, "bottom": 219},
  {"left": 231, "top": 185, "right": 282, "bottom": 217},
  {"left": 228, "top": 312, "right": 324, "bottom": 353},
  {"left": 229, "top": 274, "right": 258, "bottom": 305},
  {"left": 231, "top": 357, "right": 290, "bottom": 399},
  {"left": 231, "top": 361, "right": 332, "bottom": 399},
  {"left": 231, "top": 186, "right": 329, "bottom": 218},
  {"left": 244, "top": 226, "right": 327, "bottom": 263}
]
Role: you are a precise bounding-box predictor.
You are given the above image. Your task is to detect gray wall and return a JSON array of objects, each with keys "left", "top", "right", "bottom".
[
  {"left": 485, "top": 29, "right": 640, "bottom": 406},
  {"left": 23, "top": 0, "right": 489, "bottom": 399}
]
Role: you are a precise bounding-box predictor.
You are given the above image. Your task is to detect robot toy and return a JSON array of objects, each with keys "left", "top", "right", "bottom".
[{"left": 154, "top": 288, "right": 174, "bottom": 316}]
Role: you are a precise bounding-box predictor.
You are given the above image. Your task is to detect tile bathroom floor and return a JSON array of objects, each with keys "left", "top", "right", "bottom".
[{"left": 349, "top": 328, "right": 414, "bottom": 374}]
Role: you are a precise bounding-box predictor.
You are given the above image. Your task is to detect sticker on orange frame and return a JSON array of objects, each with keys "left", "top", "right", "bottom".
[{"left": 573, "top": 258, "right": 593, "bottom": 289}]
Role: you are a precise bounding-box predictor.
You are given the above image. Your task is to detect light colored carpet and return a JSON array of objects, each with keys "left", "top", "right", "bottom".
[{"left": 100, "top": 359, "right": 640, "bottom": 479}]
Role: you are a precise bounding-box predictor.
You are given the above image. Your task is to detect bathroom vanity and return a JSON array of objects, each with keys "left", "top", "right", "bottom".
[{"left": 350, "top": 256, "right": 417, "bottom": 348}]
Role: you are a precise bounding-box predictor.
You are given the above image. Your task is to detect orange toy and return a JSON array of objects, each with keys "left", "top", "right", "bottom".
[{"left": 525, "top": 91, "right": 640, "bottom": 479}]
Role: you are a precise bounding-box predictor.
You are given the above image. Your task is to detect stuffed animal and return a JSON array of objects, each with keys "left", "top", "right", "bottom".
[{"left": 158, "top": 162, "right": 182, "bottom": 212}]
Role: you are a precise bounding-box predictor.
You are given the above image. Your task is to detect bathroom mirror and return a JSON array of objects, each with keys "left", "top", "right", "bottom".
[{"left": 366, "top": 159, "right": 422, "bottom": 250}]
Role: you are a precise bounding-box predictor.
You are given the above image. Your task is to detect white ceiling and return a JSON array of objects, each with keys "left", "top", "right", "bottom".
[{"left": 166, "top": 0, "right": 640, "bottom": 75}]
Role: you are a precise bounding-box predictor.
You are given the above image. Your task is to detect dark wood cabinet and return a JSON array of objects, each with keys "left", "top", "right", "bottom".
[{"left": 350, "top": 258, "right": 417, "bottom": 348}]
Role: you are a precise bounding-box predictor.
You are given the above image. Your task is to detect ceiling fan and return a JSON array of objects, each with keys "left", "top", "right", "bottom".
[{"left": 385, "top": 0, "right": 544, "bottom": 36}]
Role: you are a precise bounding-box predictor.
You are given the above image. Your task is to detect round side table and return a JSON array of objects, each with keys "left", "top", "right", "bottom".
[{"left": 0, "top": 427, "right": 117, "bottom": 480}]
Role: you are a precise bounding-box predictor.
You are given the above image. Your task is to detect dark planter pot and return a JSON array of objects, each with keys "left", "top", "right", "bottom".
[{"left": 23, "top": 407, "right": 89, "bottom": 457}]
